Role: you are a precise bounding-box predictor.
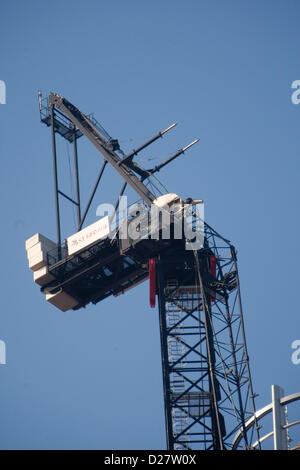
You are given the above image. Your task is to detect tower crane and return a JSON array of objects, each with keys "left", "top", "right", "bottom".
[{"left": 26, "top": 92, "right": 261, "bottom": 450}]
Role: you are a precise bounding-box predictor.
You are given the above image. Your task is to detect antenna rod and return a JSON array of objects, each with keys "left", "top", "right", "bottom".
[
  {"left": 146, "top": 139, "right": 199, "bottom": 178},
  {"left": 119, "top": 123, "right": 177, "bottom": 166}
]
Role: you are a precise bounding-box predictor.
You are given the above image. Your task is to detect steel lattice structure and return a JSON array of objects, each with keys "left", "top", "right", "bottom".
[
  {"left": 28, "top": 92, "right": 262, "bottom": 450},
  {"left": 157, "top": 222, "right": 259, "bottom": 449}
]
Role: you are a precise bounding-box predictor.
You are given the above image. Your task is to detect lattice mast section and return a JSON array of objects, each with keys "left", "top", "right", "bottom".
[{"left": 157, "top": 223, "right": 259, "bottom": 450}]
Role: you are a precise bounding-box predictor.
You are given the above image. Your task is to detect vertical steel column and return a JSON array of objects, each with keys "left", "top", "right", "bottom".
[
  {"left": 50, "top": 105, "right": 61, "bottom": 247},
  {"left": 73, "top": 128, "right": 81, "bottom": 230},
  {"left": 272, "top": 385, "right": 288, "bottom": 450},
  {"left": 196, "top": 253, "right": 224, "bottom": 450},
  {"left": 157, "top": 258, "right": 174, "bottom": 450}
]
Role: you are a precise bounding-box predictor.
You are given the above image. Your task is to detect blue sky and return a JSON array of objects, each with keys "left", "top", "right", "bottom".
[{"left": 0, "top": 0, "right": 299, "bottom": 449}]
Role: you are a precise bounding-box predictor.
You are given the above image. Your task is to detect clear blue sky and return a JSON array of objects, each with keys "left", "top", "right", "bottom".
[{"left": 0, "top": 0, "right": 299, "bottom": 449}]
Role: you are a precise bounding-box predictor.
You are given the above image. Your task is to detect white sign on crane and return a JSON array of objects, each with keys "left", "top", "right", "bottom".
[{"left": 67, "top": 216, "right": 110, "bottom": 256}]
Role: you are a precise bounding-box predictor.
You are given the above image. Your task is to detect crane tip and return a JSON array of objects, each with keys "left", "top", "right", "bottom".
[
  {"left": 161, "top": 122, "right": 178, "bottom": 135},
  {"left": 182, "top": 139, "right": 200, "bottom": 152}
]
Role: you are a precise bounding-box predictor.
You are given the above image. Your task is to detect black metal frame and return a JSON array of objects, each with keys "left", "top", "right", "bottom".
[{"left": 39, "top": 95, "right": 83, "bottom": 244}]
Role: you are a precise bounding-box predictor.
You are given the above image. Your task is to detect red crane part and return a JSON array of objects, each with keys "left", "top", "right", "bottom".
[{"left": 149, "top": 258, "right": 156, "bottom": 308}]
